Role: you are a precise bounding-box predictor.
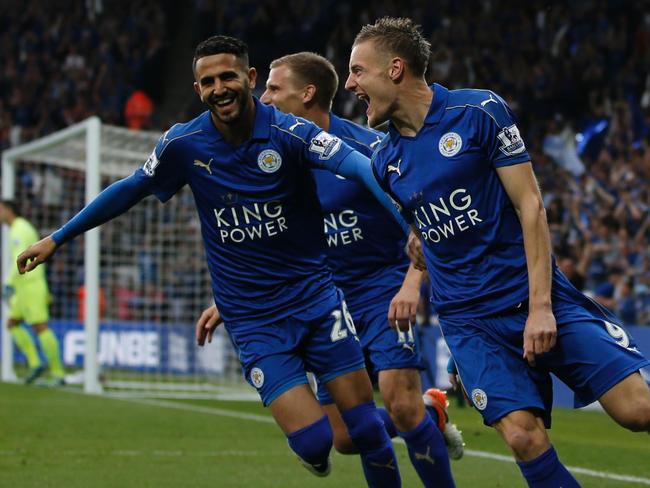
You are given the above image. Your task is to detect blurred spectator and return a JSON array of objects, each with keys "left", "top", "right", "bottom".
[
  {"left": 124, "top": 90, "right": 154, "bottom": 130},
  {"left": 77, "top": 285, "right": 107, "bottom": 322},
  {"left": 3, "top": 0, "right": 650, "bottom": 325}
]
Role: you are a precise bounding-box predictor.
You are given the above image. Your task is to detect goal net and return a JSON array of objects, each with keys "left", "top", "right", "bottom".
[{"left": 1, "top": 117, "right": 254, "bottom": 399}]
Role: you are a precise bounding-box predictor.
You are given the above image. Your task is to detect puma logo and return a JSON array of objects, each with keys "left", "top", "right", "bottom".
[
  {"left": 387, "top": 158, "right": 402, "bottom": 176},
  {"left": 414, "top": 446, "right": 436, "bottom": 465},
  {"left": 480, "top": 93, "right": 497, "bottom": 107},
  {"left": 369, "top": 459, "right": 396, "bottom": 470},
  {"left": 289, "top": 120, "right": 305, "bottom": 131},
  {"left": 402, "top": 343, "right": 415, "bottom": 353},
  {"left": 370, "top": 136, "right": 382, "bottom": 149},
  {"left": 194, "top": 158, "right": 213, "bottom": 174}
]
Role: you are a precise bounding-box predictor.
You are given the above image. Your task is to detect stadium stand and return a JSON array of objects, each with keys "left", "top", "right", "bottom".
[{"left": 2, "top": 0, "right": 649, "bottom": 327}]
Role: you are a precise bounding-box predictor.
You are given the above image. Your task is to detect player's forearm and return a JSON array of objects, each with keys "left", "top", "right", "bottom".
[
  {"left": 519, "top": 197, "right": 553, "bottom": 311},
  {"left": 401, "top": 262, "right": 425, "bottom": 291},
  {"left": 52, "top": 172, "right": 152, "bottom": 245},
  {"left": 332, "top": 151, "right": 410, "bottom": 234}
]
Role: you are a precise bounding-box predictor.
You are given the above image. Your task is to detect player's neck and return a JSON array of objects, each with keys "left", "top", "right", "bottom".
[
  {"left": 391, "top": 81, "right": 433, "bottom": 137},
  {"left": 211, "top": 96, "right": 257, "bottom": 146},
  {"left": 306, "top": 109, "right": 330, "bottom": 132}
]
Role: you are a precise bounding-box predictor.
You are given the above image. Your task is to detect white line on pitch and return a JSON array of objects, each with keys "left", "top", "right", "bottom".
[{"left": 113, "top": 396, "right": 650, "bottom": 486}]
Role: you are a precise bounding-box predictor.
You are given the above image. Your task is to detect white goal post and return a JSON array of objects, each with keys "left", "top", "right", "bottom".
[
  {"left": 2, "top": 117, "right": 105, "bottom": 392},
  {"left": 1, "top": 117, "right": 245, "bottom": 397}
]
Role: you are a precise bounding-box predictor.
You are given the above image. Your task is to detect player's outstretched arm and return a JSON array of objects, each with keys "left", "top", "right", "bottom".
[
  {"left": 52, "top": 172, "right": 153, "bottom": 246},
  {"left": 17, "top": 236, "right": 57, "bottom": 274},
  {"left": 496, "top": 162, "right": 556, "bottom": 366},
  {"left": 17, "top": 172, "right": 152, "bottom": 275},
  {"left": 196, "top": 304, "right": 224, "bottom": 346},
  {"left": 329, "top": 150, "right": 410, "bottom": 234}
]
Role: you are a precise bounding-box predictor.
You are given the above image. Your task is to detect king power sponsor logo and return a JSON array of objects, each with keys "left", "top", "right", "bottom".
[
  {"left": 323, "top": 210, "right": 363, "bottom": 247},
  {"left": 213, "top": 201, "right": 287, "bottom": 243},
  {"left": 413, "top": 188, "right": 483, "bottom": 243}
]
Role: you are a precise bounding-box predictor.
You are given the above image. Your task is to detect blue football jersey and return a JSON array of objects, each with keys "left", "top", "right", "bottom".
[
  {"left": 138, "top": 99, "right": 358, "bottom": 327},
  {"left": 311, "top": 114, "right": 408, "bottom": 313},
  {"left": 373, "top": 83, "right": 541, "bottom": 318}
]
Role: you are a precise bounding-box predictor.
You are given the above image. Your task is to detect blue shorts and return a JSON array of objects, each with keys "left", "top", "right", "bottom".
[
  {"left": 227, "top": 289, "right": 365, "bottom": 406},
  {"left": 441, "top": 296, "right": 650, "bottom": 428},
  {"left": 317, "top": 297, "right": 423, "bottom": 404}
]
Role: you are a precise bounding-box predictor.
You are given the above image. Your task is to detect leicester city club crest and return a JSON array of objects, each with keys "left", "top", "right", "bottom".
[
  {"left": 438, "top": 132, "right": 463, "bottom": 157},
  {"left": 257, "top": 149, "right": 282, "bottom": 173},
  {"left": 471, "top": 388, "right": 488, "bottom": 410},
  {"left": 251, "top": 367, "right": 265, "bottom": 388}
]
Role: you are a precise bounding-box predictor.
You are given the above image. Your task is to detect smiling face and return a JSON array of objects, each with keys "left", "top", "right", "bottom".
[
  {"left": 193, "top": 53, "right": 256, "bottom": 124},
  {"left": 260, "top": 65, "right": 308, "bottom": 117},
  {"left": 345, "top": 40, "right": 397, "bottom": 127}
]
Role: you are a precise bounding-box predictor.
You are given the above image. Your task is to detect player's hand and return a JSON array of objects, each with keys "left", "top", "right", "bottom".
[
  {"left": 406, "top": 230, "right": 426, "bottom": 271},
  {"left": 196, "top": 304, "right": 224, "bottom": 346},
  {"left": 17, "top": 235, "right": 57, "bottom": 274},
  {"left": 388, "top": 281, "right": 419, "bottom": 332},
  {"left": 522, "top": 307, "right": 557, "bottom": 367}
]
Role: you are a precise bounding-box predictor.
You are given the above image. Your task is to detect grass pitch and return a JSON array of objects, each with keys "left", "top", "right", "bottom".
[{"left": 1, "top": 382, "right": 649, "bottom": 487}]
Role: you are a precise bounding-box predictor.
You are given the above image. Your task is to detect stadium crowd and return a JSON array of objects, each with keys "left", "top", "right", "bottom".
[{"left": 2, "top": 0, "right": 650, "bottom": 325}]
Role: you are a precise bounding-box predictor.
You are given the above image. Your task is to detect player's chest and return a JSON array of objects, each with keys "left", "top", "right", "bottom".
[
  {"left": 386, "top": 127, "right": 488, "bottom": 209},
  {"left": 188, "top": 141, "right": 299, "bottom": 193}
]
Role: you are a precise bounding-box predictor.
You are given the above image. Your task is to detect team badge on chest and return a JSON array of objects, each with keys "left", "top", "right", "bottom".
[
  {"left": 257, "top": 149, "right": 282, "bottom": 173},
  {"left": 438, "top": 132, "right": 463, "bottom": 157}
]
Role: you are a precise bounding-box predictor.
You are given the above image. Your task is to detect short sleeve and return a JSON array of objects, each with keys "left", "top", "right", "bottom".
[
  {"left": 136, "top": 133, "right": 187, "bottom": 202},
  {"left": 478, "top": 92, "right": 531, "bottom": 168},
  {"left": 284, "top": 118, "right": 355, "bottom": 172}
]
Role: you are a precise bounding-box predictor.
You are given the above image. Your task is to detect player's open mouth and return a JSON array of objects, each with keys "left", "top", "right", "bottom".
[
  {"left": 357, "top": 94, "right": 371, "bottom": 114},
  {"left": 215, "top": 96, "right": 236, "bottom": 108}
]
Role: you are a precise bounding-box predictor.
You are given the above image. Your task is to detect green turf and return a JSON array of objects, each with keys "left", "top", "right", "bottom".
[{"left": 1, "top": 382, "right": 649, "bottom": 487}]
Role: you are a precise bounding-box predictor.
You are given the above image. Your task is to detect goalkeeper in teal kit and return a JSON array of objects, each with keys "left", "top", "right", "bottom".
[{"left": 0, "top": 200, "right": 65, "bottom": 385}]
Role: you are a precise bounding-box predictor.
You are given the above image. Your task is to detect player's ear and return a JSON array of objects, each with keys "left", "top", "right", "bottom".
[
  {"left": 303, "top": 85, "right": 316, "bottom": 104},
  {"left": 248, "top": 67, "right": 257, "bottom": 90},
  {"left": 193, "top": 81, "right": 202, "bottom": 100},
  {"left": 388, "top": 58, "right": 405, "bottom": 82}
]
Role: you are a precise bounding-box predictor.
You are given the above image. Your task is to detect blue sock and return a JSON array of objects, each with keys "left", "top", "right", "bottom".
[
  {"left": 377, "top": 407, "right": 398, "bottom": 438},
  {"left": 398, "top": 414, "right": 455, "bottom": 488},
  {"left": 287, "top": 415, "right": 332, "bottom": 467},
  {"left": 425, "top": 404, "right": 440, "bottom": 430},
  {"left": 517, "top": 446, "right": 580, "bottom": 487},
  {"left": 341, "top": 401, "right": 401, "bottom": 488}
]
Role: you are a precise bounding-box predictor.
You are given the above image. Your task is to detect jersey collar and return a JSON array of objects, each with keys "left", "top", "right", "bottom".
[
  {"left": 250, "top": 97, "right": 272, "bottom": 141},
  {"left": 425, "top": 83, "right": 449, "bottom": 125},
  {"left": 388, "top": 83, "right": 449, "bottom": 140}
]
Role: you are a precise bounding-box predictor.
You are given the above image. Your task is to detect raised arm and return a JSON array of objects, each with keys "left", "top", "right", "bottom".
[
  {"left": 322, "top": 149, "right": 411, "bottom": 234},
  {"left": 17, "top": 172, "right": 152, "bottom": 274}
]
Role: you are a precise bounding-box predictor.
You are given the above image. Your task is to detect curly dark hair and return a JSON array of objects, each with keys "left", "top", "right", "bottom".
[{"left": 193, "top": 35, "right": 249, "bottom": 74}]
